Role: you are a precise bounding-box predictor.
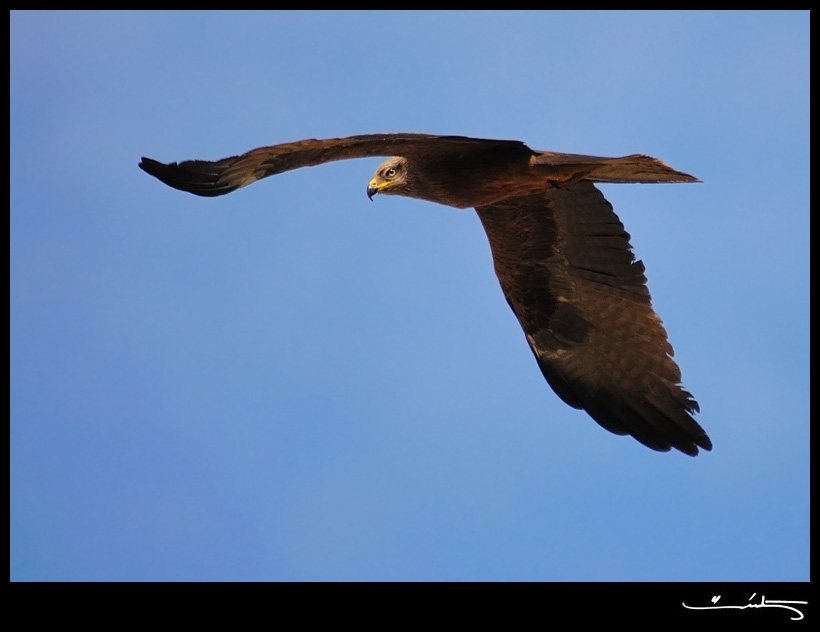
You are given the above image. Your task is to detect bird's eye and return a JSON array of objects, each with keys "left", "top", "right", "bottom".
[{"left": 385, "top": 167, "right": 396, "bottom": 178}]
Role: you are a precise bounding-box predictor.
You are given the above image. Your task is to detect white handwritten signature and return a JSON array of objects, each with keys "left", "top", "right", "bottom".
[{"left": 682, "top": 593, "right": 807, "bottom": 621}]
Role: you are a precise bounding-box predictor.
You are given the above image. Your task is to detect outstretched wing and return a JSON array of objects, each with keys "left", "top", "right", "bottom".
[
  {"left": 139, "top": 133, "right": 529, "bottom": 197},
  {"left": 475, "top": 182, "right": 711, "bottom": 455}
]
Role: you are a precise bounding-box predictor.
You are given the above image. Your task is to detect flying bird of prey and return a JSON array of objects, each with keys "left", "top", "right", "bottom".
[{"left": 139, "top": 133, "right": 712, "bottom": 456}]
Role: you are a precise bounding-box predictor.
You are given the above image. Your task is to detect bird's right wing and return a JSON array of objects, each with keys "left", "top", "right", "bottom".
[{"left": 475, "top": 182, "right": 711, "bottom": 455}]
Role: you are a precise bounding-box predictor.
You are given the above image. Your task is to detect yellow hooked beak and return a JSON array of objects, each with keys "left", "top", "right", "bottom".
[{"left": 366, "top": 178, "right": 392, "bottom": 200}]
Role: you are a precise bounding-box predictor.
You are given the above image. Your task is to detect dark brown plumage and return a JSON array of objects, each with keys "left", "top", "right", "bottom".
[{"left": 139, "top": 133, "right": 711, "bottom": 456}]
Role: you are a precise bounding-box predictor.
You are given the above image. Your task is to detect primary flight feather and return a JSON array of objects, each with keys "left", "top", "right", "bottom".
[{"left": 139, "top": 133, "right": 711, "bottom": 456}]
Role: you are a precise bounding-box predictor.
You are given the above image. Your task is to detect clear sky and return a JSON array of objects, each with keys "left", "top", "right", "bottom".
[{"left": 11, "top": 11, "right": 809, "bottom": 583}]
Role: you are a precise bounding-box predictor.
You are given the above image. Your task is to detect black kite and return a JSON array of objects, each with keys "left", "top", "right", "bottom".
[{"left": 139, "top": 133, "right": 711, "bottom": 456}]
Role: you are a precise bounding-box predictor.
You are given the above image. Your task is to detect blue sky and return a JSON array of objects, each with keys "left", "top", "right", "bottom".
[{"left": 11, "top": 11, "right": 809, "bottom": 584}]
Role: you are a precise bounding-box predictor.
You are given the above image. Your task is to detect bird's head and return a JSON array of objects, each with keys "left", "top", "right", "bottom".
[{"left": 367, "top": 157, "right": 412, "bottom": 200}]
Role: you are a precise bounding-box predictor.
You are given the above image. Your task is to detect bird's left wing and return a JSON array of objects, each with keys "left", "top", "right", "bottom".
[{"left": 139, "top": 133, "right": 529, "bottom": 197}]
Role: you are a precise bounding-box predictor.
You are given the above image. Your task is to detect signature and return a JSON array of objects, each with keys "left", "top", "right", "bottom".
[{"left": 682, "top": 593, "right": 807, "bottom": 621}]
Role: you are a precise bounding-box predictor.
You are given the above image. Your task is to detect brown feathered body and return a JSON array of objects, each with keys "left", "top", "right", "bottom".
[{"left": 139, "top": 133, "right": 711, "bottom": 456}]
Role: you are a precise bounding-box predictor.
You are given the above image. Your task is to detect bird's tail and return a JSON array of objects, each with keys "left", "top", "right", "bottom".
[{"left": 532, "top": 152, "right": 700, "bottom": 184}]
